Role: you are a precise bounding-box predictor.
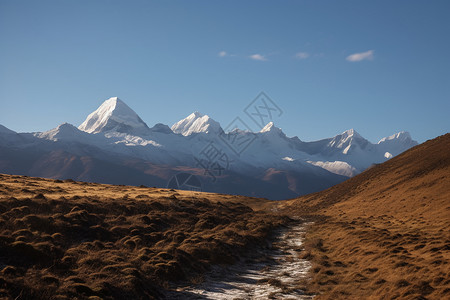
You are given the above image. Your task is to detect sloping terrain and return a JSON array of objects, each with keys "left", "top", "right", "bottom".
[
  {"left": 281, "top": 133, "right": 450, "bottom": 299},
  {"left": 0, "top": 174, "right": 287, "bottom": 299}
]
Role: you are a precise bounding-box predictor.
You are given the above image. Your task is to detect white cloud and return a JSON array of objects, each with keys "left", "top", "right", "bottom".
[
  {"left": 249, "top": 54, "right": 267, "bottom": 61},
  {"left": 218, "top": 51, "right": 227, "bottom": 57},
  {"left": 295, "top": 52, "right": 309, "bottom": 59},
  {"left": 346, "top": 50, "right": 374, "bottom": 62}
]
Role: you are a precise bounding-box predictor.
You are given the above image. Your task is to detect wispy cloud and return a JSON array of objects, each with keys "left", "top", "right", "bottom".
[
  {"left": 295, "top": 52, "right": 309, "bottom": 59},
  {"left": 346, "top": 50, "right": 374, "bottom": 62},
  {"left": 249, "top": 54, "right": 267, "bottom": 61},
  {"left": 218, "top": 51, "right": 227, "bottom": 57}
]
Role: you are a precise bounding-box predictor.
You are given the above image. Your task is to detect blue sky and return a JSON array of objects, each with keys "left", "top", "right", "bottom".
[{"left": 0, "top": 0, "right": 449, "bottom": 143}]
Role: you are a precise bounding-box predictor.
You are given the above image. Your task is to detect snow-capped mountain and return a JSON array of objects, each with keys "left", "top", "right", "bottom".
[
  {"left": 377, "top": 131, "right": 417, "bottom": 157},
  {"left": 0, "top": 97, "right": 419, "bottom": 200},
  {"left": 36, "top": 123, "right": 98, "bottom": 142},
  {"left": 171, "top": 112, "right": 223, "bottom": 136},
  {"left": 326, "top": 129, "right": 369, "bottom": 155},
  {"left": 79, "top": 97, "right": 149, "bottom": 134}
]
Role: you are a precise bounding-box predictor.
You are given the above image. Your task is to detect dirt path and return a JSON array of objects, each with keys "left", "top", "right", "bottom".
[{"left": 168, "top": 220, "right": 314, "bottom": 299}]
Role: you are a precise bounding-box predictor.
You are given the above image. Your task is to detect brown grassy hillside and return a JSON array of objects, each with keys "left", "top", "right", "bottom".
[
  {"left": 281, "top": 133, "right": 450, "bottom": 299},
  {"left": 0, "top": 175, "right": 287, "bottom": 299}
]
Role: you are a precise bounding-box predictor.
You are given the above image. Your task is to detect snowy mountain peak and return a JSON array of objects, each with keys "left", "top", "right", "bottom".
[
  {"left": 171, "top": 112, "right": 223, "bottom": 136},
  {"left": 260, "top": 122, "right": 284, "bottom": 135},
  {"left": 378, "top": 131, "right": 413, "bottom": 144},
  {"left": 328, "top": 129, "right": 369, "bottom": 154},
  {"left": 36, "top": 123, "right": 89, "bottom": 141},
  {"left": 56, "top": 122, "right": 77, "bottom": 130},
  {"left": 191, "top": 111, "right": 203, "bottom": 118},
  {"left": 78, "top": 97, "right": 149, "bottom": 134},
  {"left": 376, "top": 131, "right": 418, "bottom": 156},
  {"left": 260, "top": 122, "right": 275, "bottom": 132},
  {"left": 342, "top": 128, "right": 361, "bottom": 138}
]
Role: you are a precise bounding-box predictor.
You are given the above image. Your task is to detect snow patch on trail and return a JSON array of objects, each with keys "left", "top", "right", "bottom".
[{"left": 170, "top": 221, "right": 314, "bottom": 299}]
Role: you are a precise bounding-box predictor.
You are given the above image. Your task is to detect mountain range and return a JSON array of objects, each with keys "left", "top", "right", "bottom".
[{"left": 0, "top": 97, "right": 418, "bottom": 199}]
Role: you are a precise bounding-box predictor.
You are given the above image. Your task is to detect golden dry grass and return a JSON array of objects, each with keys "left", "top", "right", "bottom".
[
  {"left": 0, "top": 174, "right": 287, "bottom": 299},
  {"left": 280, "top": 134, "right": 450, "bottom": 299}
]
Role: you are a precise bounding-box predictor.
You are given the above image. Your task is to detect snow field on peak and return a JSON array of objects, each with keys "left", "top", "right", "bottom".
[{"left": 78, "top": 97, "right": 148, "bottom": 134}]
